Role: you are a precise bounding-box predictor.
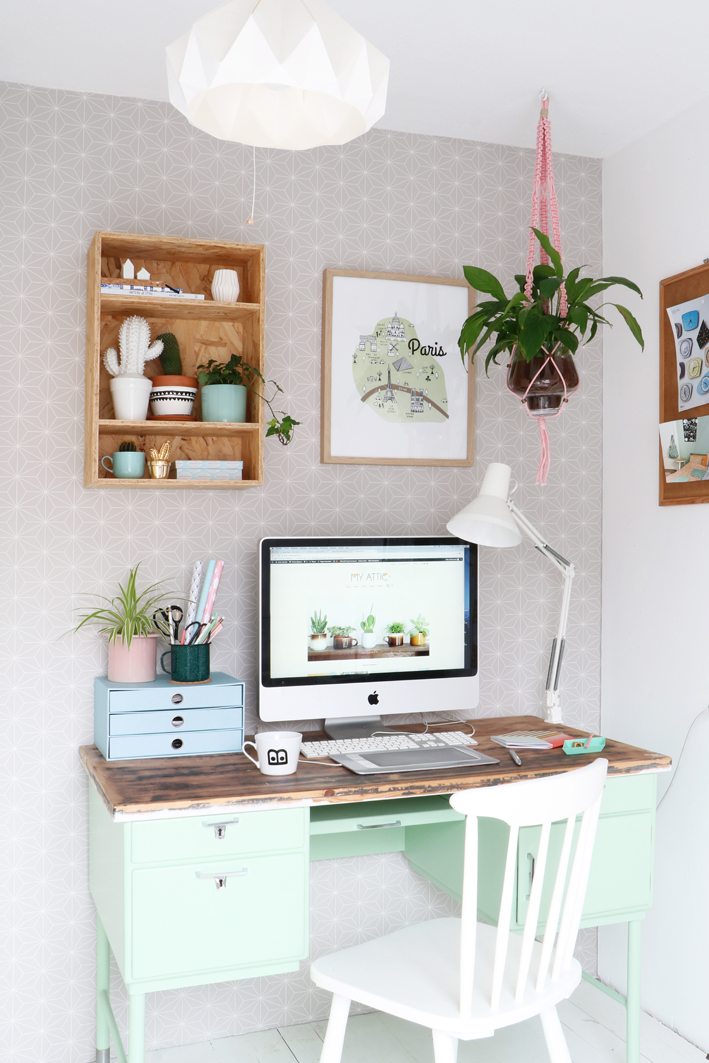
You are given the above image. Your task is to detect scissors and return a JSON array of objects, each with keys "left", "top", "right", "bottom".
[
  {"left": 152, "top": 605, "right": 184, "bottom": 642},
  {"left": 181, "top": 620, "right": 205, "bottom": 645}
]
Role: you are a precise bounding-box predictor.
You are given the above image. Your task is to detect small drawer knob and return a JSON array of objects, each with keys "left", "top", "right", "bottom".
[
  {"left": 171, "top": 715, "right": 184, "bottom": 728},
  {"left": 171, "top": 738, "right": 183, "bottom": 750},
  {"left": 171, "top": 693, "right": 184, "bottom": 704}
]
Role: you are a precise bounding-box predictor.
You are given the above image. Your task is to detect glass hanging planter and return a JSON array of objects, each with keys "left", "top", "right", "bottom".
[{"left": 507, "top": 348, "right": 579, "bottom": 415}]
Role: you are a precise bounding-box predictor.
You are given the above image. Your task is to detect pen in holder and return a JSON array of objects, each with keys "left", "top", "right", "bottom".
[{"left": 161, "top": 643, "right": 210, "bottom": 684}]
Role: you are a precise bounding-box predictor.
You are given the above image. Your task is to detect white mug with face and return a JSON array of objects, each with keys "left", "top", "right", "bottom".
[{"left": 242, "top": 731, "right": 302, "bottom": 776}]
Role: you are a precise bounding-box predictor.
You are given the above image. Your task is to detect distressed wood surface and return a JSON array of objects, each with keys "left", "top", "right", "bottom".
[{"left": 80, "top": 715, "right": 671, "bottom": 819}]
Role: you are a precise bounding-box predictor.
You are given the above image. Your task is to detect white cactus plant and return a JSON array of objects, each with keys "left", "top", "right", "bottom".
[{"left": 104, "top": 316, "right": 164, "bottom": 377}]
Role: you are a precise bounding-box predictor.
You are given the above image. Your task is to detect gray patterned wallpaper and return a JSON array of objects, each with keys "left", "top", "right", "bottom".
[{"left": 0, "top": 81, "right": 602, "bottom": 1061}]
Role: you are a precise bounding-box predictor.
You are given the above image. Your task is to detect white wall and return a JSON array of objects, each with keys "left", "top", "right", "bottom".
[{"left": 602, "top": 96, "right": 709, "bottom": 1050}]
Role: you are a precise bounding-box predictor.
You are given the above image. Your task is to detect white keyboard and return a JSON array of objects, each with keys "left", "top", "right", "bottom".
[{"left": 301, "top": 730, "right": 477, "bottom": 759}]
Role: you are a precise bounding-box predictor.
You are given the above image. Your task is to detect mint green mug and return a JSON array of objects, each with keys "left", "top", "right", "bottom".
[{"left": 101, "top": 451, "right": 145, "bottom": 478}]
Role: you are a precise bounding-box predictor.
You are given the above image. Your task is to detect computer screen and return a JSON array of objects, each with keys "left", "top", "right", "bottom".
[{"left": 259, "top": 536, "right": 478, "bottom": 724}]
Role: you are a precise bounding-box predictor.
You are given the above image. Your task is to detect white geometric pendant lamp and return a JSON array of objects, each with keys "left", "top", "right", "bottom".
[{"left": 166, "top": 0, "right": 390, "bottom": 150}]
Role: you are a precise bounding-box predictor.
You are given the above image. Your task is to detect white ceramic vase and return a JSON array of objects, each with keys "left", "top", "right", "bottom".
[
  {"left": 361, "top": 631, "right": 377, "bottom": 649},
  {"left": 211, "top": 268, "right": 240, "bottom": 304},
  {"left": 110, "top": 375, "right": 152, "bottom": 420}
]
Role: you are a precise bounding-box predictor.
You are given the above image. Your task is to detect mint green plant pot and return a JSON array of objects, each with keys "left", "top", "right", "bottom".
[{"left": 200, "top": 383, "right": 247, "bottom": 423}]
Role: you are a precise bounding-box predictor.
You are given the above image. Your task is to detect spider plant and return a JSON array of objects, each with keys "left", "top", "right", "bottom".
[{"left": 73, "top": 564, "right": 168, "bottom": 646}]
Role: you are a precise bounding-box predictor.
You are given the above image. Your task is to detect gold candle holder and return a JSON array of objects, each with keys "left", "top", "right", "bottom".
[{"left": 148, "top": 442, "right": 171, "bottom": 479}]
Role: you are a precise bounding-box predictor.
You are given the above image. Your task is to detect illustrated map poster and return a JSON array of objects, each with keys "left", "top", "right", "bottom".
[
  {"left": 666, "top": 293, "right": 709, "bottom": 412},
  {"left": 325, "top": 272, "right": 473, "bottom": 464}
]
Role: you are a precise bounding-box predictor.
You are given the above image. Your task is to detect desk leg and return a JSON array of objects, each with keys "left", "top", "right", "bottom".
[
  {"left": 626, "top": 920, "right": 641, "bottom": 1063},
  {"left": 96, "top": 917, "right": 110, "bottom": 1063},
  {"left": 128, "top": 992, "right": 146, "bottom": 1063}
]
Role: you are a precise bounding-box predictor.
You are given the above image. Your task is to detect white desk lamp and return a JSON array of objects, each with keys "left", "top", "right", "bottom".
[{"left": 447, "top": 463, "right": 575, "bottom": 724}]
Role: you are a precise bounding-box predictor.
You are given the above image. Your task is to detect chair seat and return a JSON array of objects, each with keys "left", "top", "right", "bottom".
[{"left": 311, "top": 917, "right": 581, "bottom": 1039}]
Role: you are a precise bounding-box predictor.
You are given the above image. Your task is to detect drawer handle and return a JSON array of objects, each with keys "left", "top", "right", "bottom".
[
  {"left": 172, "top": 693, "right": 184, "bottom": 705},
  {"left": 195, "top": 868, "right": 248, "bottom": 890},
  {"left": 203, "top": 818, "right": 240, "bottom": 840},
  {"left": 171, "top": 738, "right": 183, "bottom": 750},
  {"left": 171, "top": 715, "right": 185, "bottom": 728},
  {"left": 356, "top": 820, "right": 402, "bottom": 830}
]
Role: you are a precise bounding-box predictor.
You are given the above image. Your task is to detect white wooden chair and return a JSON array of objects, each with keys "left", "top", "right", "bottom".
[{"left": 311, "top": 758, "right": 608, "bottom": 1063}]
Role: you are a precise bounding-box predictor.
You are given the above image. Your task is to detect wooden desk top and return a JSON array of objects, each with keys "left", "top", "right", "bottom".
[{"left": 80, "top": 716, "right": 671, "bottom": 820}]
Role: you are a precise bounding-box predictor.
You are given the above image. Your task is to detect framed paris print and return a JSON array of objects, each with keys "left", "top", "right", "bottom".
[{"left": 321, "top": 269, "right": 475, "bottom": 466}]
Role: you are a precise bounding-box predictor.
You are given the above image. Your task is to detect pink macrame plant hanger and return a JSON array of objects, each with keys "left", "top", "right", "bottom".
[{"left": 511, "top": 95, "right": 578, "bottom": 485}]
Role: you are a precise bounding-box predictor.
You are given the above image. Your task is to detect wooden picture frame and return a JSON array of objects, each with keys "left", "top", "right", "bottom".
[
  {"left": 321, "top": 269, "right": 475, "bottom": 466},
  {"left": 660, "top": 260, "right": 709, "bottom": 505}
]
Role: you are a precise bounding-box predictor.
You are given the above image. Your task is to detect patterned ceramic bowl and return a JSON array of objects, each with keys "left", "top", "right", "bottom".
[{"left": 149, "top": 376, "right": 198, "bottom": 419}]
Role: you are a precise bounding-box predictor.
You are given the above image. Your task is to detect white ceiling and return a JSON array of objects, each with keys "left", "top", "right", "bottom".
[{"left": 2, "top": 0, "right": 709, "bottom": 158}]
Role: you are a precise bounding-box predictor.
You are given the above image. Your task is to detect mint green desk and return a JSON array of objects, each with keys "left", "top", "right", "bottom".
[{"left": 81, "top": 717, "right": 670, "bottom": 1063}]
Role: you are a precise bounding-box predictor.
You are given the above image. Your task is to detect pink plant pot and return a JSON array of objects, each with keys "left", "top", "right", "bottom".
[{"left": 106, "top": 634, "right": 159, "bottom": 683}]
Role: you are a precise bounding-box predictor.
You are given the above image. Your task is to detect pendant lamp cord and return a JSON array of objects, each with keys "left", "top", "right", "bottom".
[{"left": 246, "top": 145, "right": 257, "bottom": 225}]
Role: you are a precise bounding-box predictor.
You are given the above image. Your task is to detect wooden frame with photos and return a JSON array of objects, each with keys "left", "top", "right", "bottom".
[
  {"left": 321, "top": 268, "right": 475, "bottom": 467},
  {"left": 660, "top": 260, "right": 709, "bottom": 506}
]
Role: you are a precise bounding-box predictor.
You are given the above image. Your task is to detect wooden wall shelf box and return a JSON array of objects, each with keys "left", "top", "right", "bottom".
[{"left": 85, "top": 231, "right": 265, "bottom": 489}]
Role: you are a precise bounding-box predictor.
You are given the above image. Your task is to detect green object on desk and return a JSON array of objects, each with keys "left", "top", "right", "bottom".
[
  {"left": 563, "top": 735, "right": 607, "bottom": 755},
  {"left": 161, "top": 643, "right": 210, "bottom": 683}
]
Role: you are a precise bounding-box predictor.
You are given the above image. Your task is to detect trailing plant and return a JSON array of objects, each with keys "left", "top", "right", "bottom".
[
  {"left": 328, "top": 625, "right": 354, "bottom": 637},
  {"left": 409, "top": 614, "right": 429, "bottom": 637},
  {"left": 156, "top": 332, "right": 183, "bottom": 376},
  {"left": 196, "top": 353, "right": 301, "bottom": 445},
  {"left": 104, "top": 316, "right": 163, "bottom": 377},
  {"left": 119, "top": 441, "right": 137, "bottom": 452},
  {"left": 386, "top": 621, "right": 406, "bottom": 634},
  {"left": 73, "top": 564, "right": 168, "bottom": 646},
  {"left": 458, "top": 229, "right": 644, "bottom": 373},
  {"left": 360, "top": 607, "right": 376, "bottom": 634},
  {"left": 310, "top": 610, "right": 328, "bottom": 634}
]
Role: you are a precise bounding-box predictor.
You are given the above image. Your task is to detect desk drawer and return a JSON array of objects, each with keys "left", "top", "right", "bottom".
[
  {"left": 109, "top": 706, "right": 243, "bottom": 736},
  {"left": 131, "top": 807, "right": 307, "bottom": 865},
  {"left": 131, "top": 852, "right": 308, "bottom": 980},
  {"left": 109, "top": 728, "right": 243, "bottom": 761},
  {"left": 110, "top": 682, "right": 244, "bottom": 713}
]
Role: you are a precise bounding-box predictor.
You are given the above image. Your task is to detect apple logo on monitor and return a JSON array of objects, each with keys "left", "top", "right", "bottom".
[{"left": 368, "top": 691, "right": 379, "bottom": 706}]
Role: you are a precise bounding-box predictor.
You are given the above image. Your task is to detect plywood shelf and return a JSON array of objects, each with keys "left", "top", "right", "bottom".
[
  {"left": 99, "top": 294, "right": 261, "bottom": 321},
  {"left": 98, "top": 419, "right": 260, "bottom": 436},
  {"left": 85, "top": 231, "right": 265, "bottom": 489}
]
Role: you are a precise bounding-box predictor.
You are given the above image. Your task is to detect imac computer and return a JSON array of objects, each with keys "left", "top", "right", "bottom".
[{"left": 259, "top": 536, "right": 478, "bottom": 736}]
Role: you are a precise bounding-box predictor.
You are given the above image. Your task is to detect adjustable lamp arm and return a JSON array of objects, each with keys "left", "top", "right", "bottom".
[{"left": 507, "top": 500, "right": 575, "bottom": 724}]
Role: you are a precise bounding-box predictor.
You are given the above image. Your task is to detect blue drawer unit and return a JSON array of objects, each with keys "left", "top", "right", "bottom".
[{"left": 94, "top": 672, "right": 244, "bottom": 760}]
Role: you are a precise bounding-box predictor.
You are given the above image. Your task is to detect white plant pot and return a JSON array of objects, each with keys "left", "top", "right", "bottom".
[
  {"left": 309, "top": 633, "right": 328, "bottom": 652},
  {"left": 110, "top": 375, "right": 152, "bottom": 421},
  {"left": 211, "top": 268, "right": 240, "bottom": 304},
  {"left": 361, "top": 632, "right": 377, "bottom": 649}
]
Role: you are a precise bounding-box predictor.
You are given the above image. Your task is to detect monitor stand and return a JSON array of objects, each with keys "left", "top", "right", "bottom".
[{"left": 324, "top": 716, "right": 383, "bottom": 739}]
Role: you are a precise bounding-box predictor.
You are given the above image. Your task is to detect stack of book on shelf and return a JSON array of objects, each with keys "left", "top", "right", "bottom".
[
  {"left": 175, "top": 460, "right": 244, "bottom": 481},
  {"left": 101, "top": 281, "right": 205, "bottom": 300}
]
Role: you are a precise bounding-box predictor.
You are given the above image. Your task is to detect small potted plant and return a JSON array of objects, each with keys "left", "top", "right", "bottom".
[
  {"left": 149, "top": 333, "right": 198, "bottom": 420},
  {"left": 385, "top": 621, "right": 406, "bottom": 647},
  {"left": 360, "top": 607, "right": 377, "bottom": 649},
  {"left": 309, "top": 610, "right": 328, "bottom": 652},
  {"left": 196, "top": 352, "right": 300, "bottom": 443},
  {"left": 328, "top": 625, "right": 358, "bottom": 650},
  {"left": 458, "top": 229, "right": 644, "bottom": 412},
  {"left": 104, "top": 316, "right": 164, "bottom": 421},
  {"left": 73, "top": 564, "right": 167, "bottom": 682},
  {"left": 409, "top": 615, "right": 429, "bottom": 647}
]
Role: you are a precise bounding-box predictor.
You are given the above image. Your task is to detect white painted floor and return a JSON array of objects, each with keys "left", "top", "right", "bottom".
[{"left": 143, "top": 983, "right": 705, "bottom": 1063}]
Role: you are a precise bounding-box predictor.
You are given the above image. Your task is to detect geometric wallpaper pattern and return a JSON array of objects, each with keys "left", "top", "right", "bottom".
[{"left": 0, "top": 80, "right": 602, "bottom": 1061}]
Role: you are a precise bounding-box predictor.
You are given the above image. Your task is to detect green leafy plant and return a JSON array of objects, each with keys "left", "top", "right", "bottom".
[
  {"left": 196, "top": 353, "right": 301, "bottom": 445},
  {"left": 310, "top": 610, "right": 328, "bottom": 634},
  {"left": 328, "top": 625, "right": 354, "bottom": 637},
  {"left": 73, "top": 564, "right": 168, "bottom": 646},
  {"left": 386, "top": 621, "right": 406, "bottom": 634},
  {"left": 118, "top": 441, "right": 137, "bottom": 452},
  {"left": 156, "top": 332, "right": 183, "bottom": 375},
  {"left": 458, "top": 229, "right": 644, "bottom": 373},
  {"left": 409, "top": 614, "right": 429, "bottom": 637},
  {"left": 360, "top": 607, "right": 376, "bottom": 634}
]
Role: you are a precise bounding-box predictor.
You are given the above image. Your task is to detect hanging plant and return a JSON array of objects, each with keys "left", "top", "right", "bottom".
[{"left": 457, "top": 95, "right": 644, "bottom": 483}]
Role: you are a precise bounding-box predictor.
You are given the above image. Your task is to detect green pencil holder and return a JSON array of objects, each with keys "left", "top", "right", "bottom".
[{"left": 161, "top": 643, "right": 211, "bottom": 684}]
